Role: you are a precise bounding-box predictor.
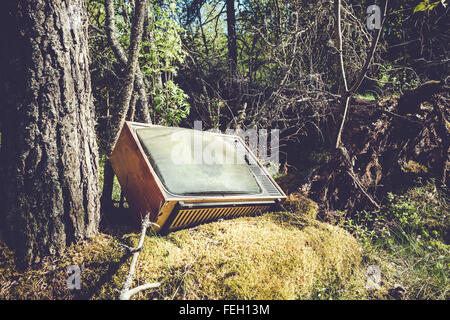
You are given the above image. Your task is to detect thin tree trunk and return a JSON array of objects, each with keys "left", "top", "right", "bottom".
[
  {"left": 332, "top": 0, "right": 349, "bottom": 148},
  {"left": 101, "top": 160, "right": 115, "bottom": 212},
  {"left": 226, "top": 0, "right": 240, "bottom": 121},
  {"left": 0, "top": 0, "right": 100, "bottom": 267},
  {"left": 335, "top": 0, "right": 349, "bottom": 95},
  {"left": 226, "top": 0, "right": 238, "bottom": 77},
  {"left": 104, "top": 0, "right": 147, "bottom": 156},
  {"left": 334, "top": 0, "right": 388, "bottom": 149},
  {"left": 105, "top": 0, "right": 151, "bottom": 126},
  {"left": 101, "top": 0, "right": 148, "bottom": 212},
  {"left": 198, "top": 8, "right": 210, "bottom": 56},
  {"left": 349, "top": 0, "right": 389, "bottom": 93}
]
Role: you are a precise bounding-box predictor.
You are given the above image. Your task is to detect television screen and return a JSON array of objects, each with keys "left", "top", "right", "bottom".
[{"left": 136, "top": 127, "right": 262, "bottom": 196}]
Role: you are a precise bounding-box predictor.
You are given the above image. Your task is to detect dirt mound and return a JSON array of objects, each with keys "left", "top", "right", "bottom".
[{"left": 301, "top": 82, "right": 449, "bottom": 220}]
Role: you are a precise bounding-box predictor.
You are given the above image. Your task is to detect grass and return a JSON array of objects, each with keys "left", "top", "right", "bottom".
[
  {"left": 341, "top": 180, "right": 449, "bottom": 299},
  {"left": 354, "top": 93, "right": 376, "bottom": 101},
  {"left": 0, "top": 209, "right": 363, "bottom": 300}
]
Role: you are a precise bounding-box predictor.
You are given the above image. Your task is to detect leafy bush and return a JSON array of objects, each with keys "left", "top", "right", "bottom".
[{"left": 151, "top": 80, "right": 191, "bottom": 126}]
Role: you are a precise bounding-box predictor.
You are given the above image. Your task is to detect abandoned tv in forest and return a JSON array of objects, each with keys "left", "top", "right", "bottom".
[{"left": 110, "top": 121, "right": 286, "bottom": 234}]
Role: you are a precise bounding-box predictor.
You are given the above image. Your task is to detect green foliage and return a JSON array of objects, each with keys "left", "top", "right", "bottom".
[
  {"left": 343, "top": 180, "right": 449, "bottom": 299},
  {"left": 354, "top": 93, "right": 376, "bottom": 101},
  {"left": 379, "top": 0, "right": 448, "bottom": 93},
  {"left": 151, "top": 80, "right": 191, "bottom": 126},
  {"left": 414, "top": 0, "right": 445, "bottom": 13},
  {"left": 140, "top": 1, "right": 190, "bottom": 125},
  {"left": 349, "top": 181, "right": 448, "bottom": 244},
  {"left": 87, "top": 0, "right": 190, "bottom": 134},
  {"left": 371, "top": 63, "right": 422, "bottom": 94},
  {"left": 140, "top": 1, "right": 186, "bottom": 77}
]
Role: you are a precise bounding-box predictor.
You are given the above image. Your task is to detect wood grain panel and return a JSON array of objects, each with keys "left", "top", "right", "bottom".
[{"left": 110, "top": 123, "right": 167, "bottom": 223}]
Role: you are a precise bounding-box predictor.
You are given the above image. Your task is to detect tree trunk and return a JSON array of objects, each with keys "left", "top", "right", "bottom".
[
  {"left": 104, "top": 0, "right": 149, "bottom": 155},
  {"left": 226, "top": 0, "right": 238, "bottom": 77},
  {"left": 105, "top": 0, "right": 146, "bottom": 155},
  {"left": 101, "top": 0, "right": 148, "bottom": 213},
  {"left": 101, "top": 160, "right": 115, "bottom": 213},
  {"left": 0, "top": 0, "right": 100, "bottom": 267}
]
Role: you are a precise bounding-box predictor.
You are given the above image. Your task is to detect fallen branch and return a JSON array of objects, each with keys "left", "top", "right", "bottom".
[
  {"left": 120, "top": 283, "right": 161, "bottom": 301},
  {"left": 118, "top": 212, "right": 160, "bottom": 300},
  {"left": 346, "top": 169, "right": 380, "bottom": 209}
]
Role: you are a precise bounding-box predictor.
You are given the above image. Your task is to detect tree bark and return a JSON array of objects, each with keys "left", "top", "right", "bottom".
[
  {"left": 0, "top": 0, "right": 100, "bottom": 266},
  {"left": 226, "top": 0, "right": 238, "bottom": 77},
  {"left": 104, "top": 0, "right": 147, "bottom": 156},
  {"left": 101, "top": 160, "right": 115, "bottom": 212},
  {"left": 105, "top": 0, "right": 151, "bottom": 127},
  {"left": 101, "top": 0, "right": 148, "bottom": 212}
]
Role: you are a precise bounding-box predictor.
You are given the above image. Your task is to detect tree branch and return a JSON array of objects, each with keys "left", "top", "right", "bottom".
[
  {"left": 118, "top": 212, "right": 160, "bottom": 300},
  {"left": 334, "top": 0, "right": 349, "bottom": 149},
  {"left": 335, "top": 0, "right": 389, "bottom": 149},
  {"left": 335, "top": 0, "right": 348, "bottom": 94},
  {"left": 349, "top": 0, "right": 389, "bottom": 93}
]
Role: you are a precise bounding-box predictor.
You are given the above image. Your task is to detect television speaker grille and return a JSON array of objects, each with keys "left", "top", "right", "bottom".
[
  {"left": 168, "top": 205, "right": 272, "bottom": 231},
  {"left": 248, "top": 164, "right": 281, "bottom": 196}
]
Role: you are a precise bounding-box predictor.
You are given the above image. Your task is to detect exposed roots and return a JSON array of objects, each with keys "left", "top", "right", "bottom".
[{"left": 301, "top": 85, "right": 449, "bottom": 220}]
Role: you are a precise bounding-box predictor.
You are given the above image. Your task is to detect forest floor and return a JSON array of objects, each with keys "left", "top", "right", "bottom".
[
  {"left": 0, "top": 179, "right": 447, "bottom": 299},
  {"left": 1, "top": 209, "right": 363, "bottom": 300}
]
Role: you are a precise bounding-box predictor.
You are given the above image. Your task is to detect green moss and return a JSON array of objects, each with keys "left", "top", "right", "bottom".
[
  {"left": 126, "top": 214, "right": 361, "bottom": 300},
  {"left": 282, "top": 194, "right": 319, "bottom": 220},
  {"left": 402, "top": 160, "right": 428, "bottom": 174},
  {"left": 0, "top": 212, "right": 362, "bottom": 300},
  {"left": 355, "top": 93, "right": 376, "bottom": 101}
]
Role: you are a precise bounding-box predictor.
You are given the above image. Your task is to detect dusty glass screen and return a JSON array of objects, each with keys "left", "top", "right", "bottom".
[{"left": 135, "top": 126, "right": 261, "bottom": 196}]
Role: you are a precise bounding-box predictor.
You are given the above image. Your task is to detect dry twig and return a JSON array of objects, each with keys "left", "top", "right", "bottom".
[{"left": 118, "top": 212, "right": 160, "bottom": 300}]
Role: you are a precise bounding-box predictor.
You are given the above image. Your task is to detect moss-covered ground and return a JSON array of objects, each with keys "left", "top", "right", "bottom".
[{"left": 0, "top": 205, "right": 364, "bottom": 300}]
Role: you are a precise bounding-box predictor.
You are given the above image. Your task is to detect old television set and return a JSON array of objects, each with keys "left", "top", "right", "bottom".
[{"left": 110, "top": 121, "right": 286, "bottom": 234}]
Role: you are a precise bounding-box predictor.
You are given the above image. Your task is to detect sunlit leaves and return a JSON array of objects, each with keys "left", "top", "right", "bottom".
[
  {"left": 413, "top": 0, "right": 444, "bottom": 13},
  {"left": 151, "top": 80, "right": 191, "bottom": 126}
]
